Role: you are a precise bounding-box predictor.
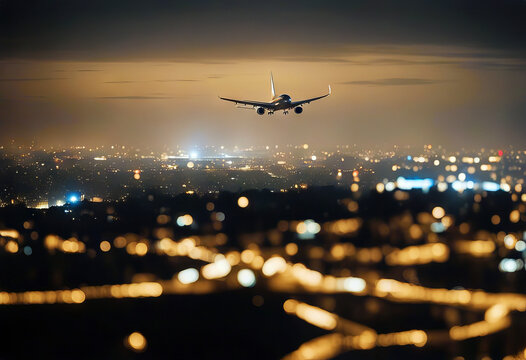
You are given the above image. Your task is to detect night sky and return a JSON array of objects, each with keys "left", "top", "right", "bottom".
[{"left": 1, "top": 0, "right": 525, "bottom": 149}]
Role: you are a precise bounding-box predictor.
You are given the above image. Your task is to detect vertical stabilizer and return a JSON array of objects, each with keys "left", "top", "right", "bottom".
[{"left": 270, "top": 72, "right": 276, "bottom": 99}]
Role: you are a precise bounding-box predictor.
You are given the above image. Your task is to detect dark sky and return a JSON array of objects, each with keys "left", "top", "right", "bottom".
[{"left": 1, "top": 0, "right": 525, "bottom": 149}]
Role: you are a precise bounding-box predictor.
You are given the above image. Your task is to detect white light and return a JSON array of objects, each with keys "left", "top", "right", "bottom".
[
  {"left": 515, "top": 240, "right": 526, "bottom": 252},
  {"left": 237, "top": 269, "right": 256, "bottom": 287},
  {"left": 482, "top": 181, "right": 500, "bottom": 192},
  {"left": 190, "top": 151, "right": 198, "bottom": 159},
  {"left": 216, "top": 212, "right": 225, "bottom": 222},
  {"left": 343, "top": 277, "right": 366, "bottom": 292},
  {"left": 504, "top": 235, "right": 516, "bottom": 248},
  {"left": 178, "top": 268, "right": 199, "bottom": 284},
  {"left": 499, "top": 258, "right": 520, "bottom": 273},
  {"left": 311, "top": 155, "right": 317, "bottom": 161},
  {"left": 202, "top": 257, "right": 231, "bottom": 279},
  {"left": 437, "top": 182, "right": 448, "bottom": 192},
  {"left": 385, "top": 182, "right": 395, "bottom": 191},
  {"left": 452, "top": 180, "right": 466, "bottom": 192},
  {"left": 305, "top": 220, "right": 321, "bottom": 234}
]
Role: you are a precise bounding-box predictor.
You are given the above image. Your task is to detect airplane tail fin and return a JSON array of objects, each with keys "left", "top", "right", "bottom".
[{"left": 270, "top": 72, "right": 276, "bottom": 99}]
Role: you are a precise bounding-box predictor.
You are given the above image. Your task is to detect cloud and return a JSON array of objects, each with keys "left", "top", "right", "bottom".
[
  {"left": 363, "top": 58, "right": 458, "bottom": 66},
  {"left": 461, "top": 61, "right": 526, "bottom": 71},
  {"left": 0, "top": 77, "right": 68, "bottom": 82},
  {"left": 104, "top": 79, "right": 199, "bottom": 84},
  {"left": 154, "top": 79, "right": 199, "bottom": 82},
  {"left": 341, "top": 78, "right": 444, "bottom": 86},
  {"left": 95, "top": 96, "right": 173, "bottom": 100},
  {"left": 272, "top": 56, "right": 352, "bottom": 63},
  {"left": 77, "top": 69, "right": 103, "bottom": 72}
]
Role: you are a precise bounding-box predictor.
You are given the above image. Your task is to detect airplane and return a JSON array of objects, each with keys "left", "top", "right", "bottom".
[{"left": 219, "top": 73, "right": 331, "bottom": 115}]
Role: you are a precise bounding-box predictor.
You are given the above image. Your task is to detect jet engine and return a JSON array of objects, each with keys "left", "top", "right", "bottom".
[
  {"left": 256, "top": 107, "right": 265, "bottom": 115},
  {"left": 294, "top": 106, "right": 303, "bottom": 114}
]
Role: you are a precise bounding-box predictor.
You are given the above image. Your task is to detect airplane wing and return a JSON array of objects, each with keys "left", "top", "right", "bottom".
[
  {"left": 219, "top": 97, "right": 275, "bottom": 109},
  {"left": 290, "top": 85, "right": 331, "bottom": 107}
]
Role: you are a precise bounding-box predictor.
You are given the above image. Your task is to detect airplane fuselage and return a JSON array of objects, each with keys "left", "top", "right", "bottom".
[{"left": 270, "top": 94, "right": 292, "bottom": 110}]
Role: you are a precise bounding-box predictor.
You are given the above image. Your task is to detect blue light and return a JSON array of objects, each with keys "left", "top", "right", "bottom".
[
  {"left": 451, "top": 181, "right": 466, "bottom": 192},
  {"left": 431, "top": 222, "right": 446, "bottom": 233},
  {"left": 406, "top": 155, "right": 412, "bottom": 161},
  {"left": 66, "top": 192, "right": 81, "bottom": 204},
  {"left": 23, "top": 246, "right": 32, "bottom": 256},
  {"left": 397, "top": 177, "right": 434, "bottom": 191},
  {"left": 176, "top": 216, "right": 185, "bottom": 226},
  {"left": 482, "top": 181, "right": 500, "bottom": 192}
]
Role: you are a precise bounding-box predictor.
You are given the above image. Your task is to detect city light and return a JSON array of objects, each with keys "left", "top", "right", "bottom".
[
  {"left": 127, "top": 332, "right": 147, "bottom": 352},
  {"left": 396, "top": 177, "right": 434, "bottom": 191},
  {"left": 237, "top": 196, "right": 249, "bottom": 208},
  {"left": 237, "top": 269, "right": 256, "bottom": 287},
  {"left": 177, "top": 268, "right": 200, "bottom": 284},
  {"left": 176, "top": 214, "right": 193, "bottom": 226}
]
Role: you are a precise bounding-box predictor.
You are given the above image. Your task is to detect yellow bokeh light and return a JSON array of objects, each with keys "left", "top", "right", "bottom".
[
  {"left": 285, "top": 243, "right": 298, "bottom": 256},
  {"left": 237, "top": 196, "right": 249, "bottom": 208},
  {"left": 100, "top": 241, "right": 111, "bottom": 252},
  {"left": 491, "top": 215, "right": 500, "bottom": 225},
  {"left": 262, "top": 256, "right": 287, "bottom": 277},
  {"left": 509, "top": 210, "right": 520, "bottom": 223},
  {"left": 135, "top": 242, "right": 148, "bottom": 256},
  {"left": 127, "top": 332, "right": 147, "bottom": 352},
  {"left": 432, "top": 206, "right": 445, "bottom": 219},
  {"left": 114, "top": 236, "right": 127, "bottom": 248},
  {"left": 5, "top": 241, "right": 19, "bottom": 253}
]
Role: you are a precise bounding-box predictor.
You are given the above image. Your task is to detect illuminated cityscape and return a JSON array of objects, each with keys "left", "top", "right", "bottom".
[
  {"left": 1, "top": 143, "right": 524, "bottom": 208},
  {"left": 0, "top": 143, "right": 525, "bottom": 358}
]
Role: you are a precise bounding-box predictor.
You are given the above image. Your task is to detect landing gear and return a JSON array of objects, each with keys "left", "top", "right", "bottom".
[
  {"left": 267, "top": 111, "right": 274, "bottom": 115},
  {"left": 283, "top": 111, "right": 289, "bottom": 115}
]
